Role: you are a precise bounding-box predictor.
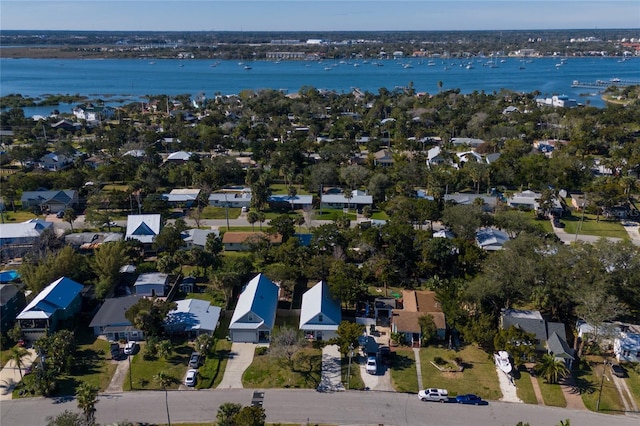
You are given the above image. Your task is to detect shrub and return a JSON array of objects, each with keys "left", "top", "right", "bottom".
[
  {"left": 255, "top": 346, "right": 268, "bottom": 356},
  {"left": 434, "top": 356, "right": 447, "bottom": 365}
]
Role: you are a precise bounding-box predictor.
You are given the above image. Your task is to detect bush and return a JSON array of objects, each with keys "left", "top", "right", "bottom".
[
  {"left": 255, "top": 346, "right": 268, "bottom": 356},
  {"left": 434, "top": 356, "right": 447, "bottom": 365}
]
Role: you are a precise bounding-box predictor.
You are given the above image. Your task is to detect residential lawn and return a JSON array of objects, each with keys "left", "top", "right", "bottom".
[
  {"left": 514, "top": 367, "right": 538, "bottom": 404},
  {"left": 185, "top": 288, "right": 226, "bottom": 308},
  {"left": 0, "top": 345, "right": 16, "bottom": 367},
  {"left": 102, "top": 184, "right": 129, "bottom": 191},
  {"left": 123, "top": 338, "right": 192, "bottom": 391},
  {"left": 342, "top": 353, "right": 364, "bottom": 390},
  {"left": 530, "top": 217, "right": 553, "bottom": 233},
  {"left": 578, "top": 357, "right": 625, "bottom": 412},
  {"left": 313, "top": 210, "right": 357, "bottom": 221},
  {"left": 270, "top": 183, "right": 311, "bottom": 195},
  {"left": 624, "top": 364, "right": 640, "bottom": 408},
  {"left": 390, "top": 348, "right": 419, "bottom": 393},
  {"left": 201, "top": 206, "right": 241, "bottom": 220},
  {"left": 535, "top": 376, "right": 567, "bottom": 407},
  {"left": 220, "top": 226, "right": 259, "bottom": 232},
  {"left": 242, "top": 346, "right": 322, "bottom": 389},
  {"left": 263, "top": 210, "right": 304, "bottom": 219},
  {"left": 370, "top": 210, "right": 389, "bottom": 220},
  {"left": 560, "top": 214, "right": 628, "bottom": 239},
  {"left": 0, "top": 211, "right": 39, "bottom": 222},
  {"left": 418, "top": 345, "right": 501, "bottom": 400}
]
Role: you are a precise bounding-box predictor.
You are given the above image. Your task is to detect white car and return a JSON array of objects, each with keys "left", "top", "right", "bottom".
[
  {"left": 123, "top": 341, "right": 138, "bottom": 355},
  {"left": 418, "top": 388, "right": 449, "bottom": 402},
  {"left": 365, "top": 356, "right": 377, "bottom": 375},
  {"left": 185, "top": 369, "right": 197, "bottom": 387}
]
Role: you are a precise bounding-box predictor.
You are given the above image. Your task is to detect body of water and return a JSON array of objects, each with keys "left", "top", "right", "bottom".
[{"left": 1, "top": 56, "right": 638, "bottom": 116}]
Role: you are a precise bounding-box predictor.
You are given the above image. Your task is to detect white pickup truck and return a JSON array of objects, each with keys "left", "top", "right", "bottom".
[{"left": 418, "top": 388, "right": 449, "bottom": 402}]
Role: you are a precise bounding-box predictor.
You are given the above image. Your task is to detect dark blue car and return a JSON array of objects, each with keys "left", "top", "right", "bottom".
[{"left": 455, "top": 394, "right": 485, "bottom": 405}]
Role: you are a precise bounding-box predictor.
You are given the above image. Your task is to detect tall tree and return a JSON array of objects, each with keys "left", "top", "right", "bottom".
[
  {"left": 216, "top": 402, "right": 243, "bottom": 426},
  {"left": 75, "top": 382, "right": 99, "bottom": 426},
  {"left": 10, "top": 347, "right": 29, "bottom": 380},
  {"left": 62, "top": 208, "right": 77, "bottom": 231},
  {"left": 92, "top": 241, "right": 128, "bottom": 300},
  {"left": 535, "top": 353, "right": 569, "bottom": 384}
]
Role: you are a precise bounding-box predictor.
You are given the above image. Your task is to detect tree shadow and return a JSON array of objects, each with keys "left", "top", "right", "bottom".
[
  {"left": 570, "top": 364, "right": 597, "bottom": 395},
  {"left": 390, "top": 352, "right": 415, "bottom": 371},
  {"left": 292, "top": 352, "right": 322, "bottom": 388}
]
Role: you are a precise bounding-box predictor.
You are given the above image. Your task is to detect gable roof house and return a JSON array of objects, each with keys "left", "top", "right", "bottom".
[
  {"left": 38, "top": 152, "right": 75, "bottom": 171},
  {"left": 500, "top": 309, "right": 574, "bottom": 367},
  {"left": 21, "top": 189, "right": 78, "bottom": 213},
  {"left": 126, "top": 214, "right": 162, "bottom": 245},
  {"left": 89, "top": 295, "right": 144, "bottom": 342},
  {"left": 209, "top": 191, "right": 252, "bottom": 208},
  {"left": 299, "top": 281, "right": 341, "bottom": 341},
  {"left": 392, "top": 290, "right": 446, "bottom": 347},
  {"left": 229, "top": 273, "right": 279, "bottom": 343},
  {"left": 17, "top": 277, "right": 83, "bottom": 341},
  {"left": 0, "top": 219, "right": 53, "bottom": 260},
  {"left": 222, "top": 232, "right": 282, "bottom": 252},
  {"left": 267, "top": 194, "right": 314, "bottom": 210},
  {"left": 162, "top": 188, "right": 201, "bottom": 207},
  {"left": 164, "top": 298, "right": 221, "bottom": 338},
  {"left": 320, "top": 189, "right": 373, "bottom": 212},
  {"left": 183, "top": 228, "right": 219, "bottom": 249}
]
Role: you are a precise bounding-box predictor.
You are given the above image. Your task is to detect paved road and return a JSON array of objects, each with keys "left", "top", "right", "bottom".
[{"left": 1, "top": 389, "right": 638, "bottom": 426}]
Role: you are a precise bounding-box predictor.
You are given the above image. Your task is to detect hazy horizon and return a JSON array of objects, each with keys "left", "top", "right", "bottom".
[{"left": 1, "top": 1, "right": 639, "bottom": 32}]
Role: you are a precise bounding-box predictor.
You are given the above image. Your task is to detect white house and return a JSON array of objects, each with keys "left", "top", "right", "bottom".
[
  {"left": 163, "top": 188, "right": 201, "bottom": 207},
  {"left": 229, "top": 273, "right": 279, "bottom": 343},
  {"left": 299, "top": 281, "right": 341, "bottom": 341},
  {"left": 0, "top": 219, "right": 52, "bottom": 248},
  {"left": 320, "top": 189, "right": 373, "bottom": 211},
  {"left": 615, "top": 331, "right": 640, "bottom": 363},
  {"left": 209, "top": 191, "right": 252, "bottom": 208},
  {"left": 126, "top": 214, "right": 161, "bottom": 245},
  {"left": 133, "top": 273, "right": 169, "bottom": 297},
  {"left": 164, "top": 298, "right": 221, "bottom": 337}
]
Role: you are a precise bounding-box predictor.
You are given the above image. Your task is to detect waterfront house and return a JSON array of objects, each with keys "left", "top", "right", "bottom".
[
  {"left": 17, "top": 277, "right": 83, "bottom": 341},
  {"left": 229, "top": 273, "right": 279, "bottom": 343}
]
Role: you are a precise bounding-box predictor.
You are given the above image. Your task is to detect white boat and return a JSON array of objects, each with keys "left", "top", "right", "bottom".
[{"left": 494, "top": 351, "right": 512, "bottom": 374}]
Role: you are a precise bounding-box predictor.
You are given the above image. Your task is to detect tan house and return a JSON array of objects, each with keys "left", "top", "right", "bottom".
[
  {"left": 391, "top": 290, "right": 446, "bottom": 347},
  {"left": 222, "top": 232, "right": 282, "bottom": 251}
]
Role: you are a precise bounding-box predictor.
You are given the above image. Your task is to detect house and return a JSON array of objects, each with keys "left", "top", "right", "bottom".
[
  {"left": 20, "top": 189, "right": 78, "bottom": 214},
  {"left": 133, "top": 273, "right": 169, "bottom": 297},
  {"left": 0, "top": 282, "right": 26, "bottom": 332},
  {"left": 372, "top": 149, "right": 395, "bottom": 167},
  {"left": 164, "top": 298, "right": 221, "bottom": 337},
  {"left": 320, "top": 189, "right": 373, "bottom": 211},
  {"left": 374, "top": 297, "right": 397, "bottom": 326},
  {"left": 427, "top": 146, "right": 447, "bottom": 167},
  {"left": 450, "top": 138, "right": 485, "bottom": 148},
  {"left": 89, "top": 295, "right": 144, "bottom": 342},
  {"left": 614, "top": 325, "right": 640, "bottom": 363},
  {"left": 126, "top": 214, "right": 161, "bottom": 245},
  {"left": 536, "top": 95, "right": 577, "bottom": 108},
  {"left": 165, "top": 151, "right": 193, "bottom": 163},
  {"left": 391, "top": 290, "right": 446, "bottom": 347},
  {"left": 476, "top": 227, "right": 510, "bottom": 251},
  {"left": 179, "top": 276, "right": 196, "bottom": 293},
  {"left": 16, "top": 277, "right": 83, "bottom": 341},
  {"left": 267, "top": 194, "right": 314, "bottom": 210},
  {"left": 73, "top": 104, "right": 115, "bottom": 121},
  {"left": 222, "top": 232, "right": 282, "bottom": 251},
  {"left": 65, "top": 232, "right": 123, "bottom": 250},
  {"left": 183, "top": 228, "right": 219, "bottom": 249},
  {"left": 299, "top": 281, "right": 341, "bottom": 341},
  {"left": 162, "top": 188, "right": 201, "bottom": 207},
  {"left": 508, "top": 190, "right": 563, "bottom": 215},
  {"left": 229, "top": 273, "right": 279, "bottom": 343},
  {"left": 38, "top": 152, "right": 75, "bottom": 171},
  {"left": 500, "top": 309, "right": 574, "bottom": 366},
  {"left": 0, "top": 220, "right": 53, "bottom": 260},
  {"left": 209, "top": 191, "right": 252, "bottom": 208}
]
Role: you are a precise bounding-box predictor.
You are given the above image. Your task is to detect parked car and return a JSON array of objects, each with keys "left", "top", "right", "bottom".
[
  {"left": 56, "top": 210, "right": 65, "bottom": 218},
  {"left": 379, "top": 346, "right": 391, "bottom": 365},
  {"left": 184, "top": 369, "right": 197, "bottom": 387},
  {"left": 123, "top": 341, "right": 138, "bottom": 355},
  {"left": 103, "top": 221, "right": 117, "bottom": 227},
  {"left": 455, "top": 394, "right": 485, "bottom": 405},
  {"left": 365, "top": 356, "right": 377, "bottom": 375},
  {"left": 611, "top": 363, "right": 626, "bottom": 378},
  {"left": 189, "top": 352, "right": 202, "bottom": 368},
  {"left": 418, "top": 388, "right": 449, "bottom": 403}
]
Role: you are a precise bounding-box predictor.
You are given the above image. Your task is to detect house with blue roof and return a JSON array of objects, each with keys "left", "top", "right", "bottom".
[
  {"left": 229, "top": 273, "right": 279, "bottom": 343},
  {"left": 164, "top": 298, "right": 221, "bottom": 338},
  {"left": 126, "top": 214, "right": 162, "bottom": 245},
  {"left": 17, "top": 277, "right": 83, "bottom": 341},
  {"left": 299, "top": 281, "right": 341, "bottom": 341},
  {"left": 21, "top": 189, "right": 77, "bottom": 214}
]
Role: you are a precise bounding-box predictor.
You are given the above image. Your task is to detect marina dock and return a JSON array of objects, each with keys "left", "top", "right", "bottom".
[{"left": 571, "top": 79, "right": 640, "bottom": 89}]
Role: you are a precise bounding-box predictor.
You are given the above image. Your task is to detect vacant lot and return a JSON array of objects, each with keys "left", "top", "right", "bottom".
[{"left": 243, "top": 347, "right": 322, "bottom": 389}]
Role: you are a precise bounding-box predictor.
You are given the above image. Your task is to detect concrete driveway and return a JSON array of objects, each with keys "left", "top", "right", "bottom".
[
  {"left": 317, "top": 344, "right": 344, "bottom": 392},
  {"left": 216, "top": 342, "right": 257, "bottom": 389},
  {"left": 0, "top": 348, "right": 37, "bottom": 400}
]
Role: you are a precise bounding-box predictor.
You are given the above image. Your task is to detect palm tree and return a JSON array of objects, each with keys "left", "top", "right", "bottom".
[
  {"left": 247, "top": 211, "right": 259, "bottom": 231},
  {"left": 154, "top": 371, "right": 177, "bottom": 426},
  {"left": 535, "top": 353, "right": 569, "bottom": 384},
  {"left": 157, "top": 340, "right": 173, "bottom": 360},
  {"left": 76, "top": 382, "right": 99, "bottom": 425},
  {"left": 10, "top": 347, "right": 29, "bottom": 380}
]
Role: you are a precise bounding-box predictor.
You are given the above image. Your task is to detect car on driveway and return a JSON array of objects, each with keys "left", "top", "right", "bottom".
[
  {"left": 365, "top": 356, "right": 377, "bottom": 375},
  {"left": 611, "top": 363, "right": 626, "bottom": 378},
  {"left": 189, "top": 352, "right": 202, "bottom": 368},
  {"left": 184, "top": 369, "right": 197, "bottom": 387},
  {"left": 418, "top": 388, "right": 449, "bottom": 402},
  {"left": 455, "top": 394, "right": 485, "bottom": 405},
  {"left": 103, "top": 221, "right": 117, "bottom": 227},
  {"left": 124, "top": 341, "right": 138, "bottom": 355}
]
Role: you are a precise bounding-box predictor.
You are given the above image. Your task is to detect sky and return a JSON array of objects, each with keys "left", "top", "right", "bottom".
[{"left": 1, "top": 1, "right": 639, "bottom": 32}]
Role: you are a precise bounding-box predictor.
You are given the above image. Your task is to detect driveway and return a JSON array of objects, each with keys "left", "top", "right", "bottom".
[
  {"left": 317, "top": 344, "right": 344, "bottom": 392},
  {"left": 216, "top": 343, "right": 257, "bottom": 389},
  {"left": 359, "top": 327, "right": 394, "bottom": 392},
  {"left": 0, "top": 348, "right": 37, "bottom": 400},
  {"left": 495, "top": 365, "right": 522, "bottom": 403}
]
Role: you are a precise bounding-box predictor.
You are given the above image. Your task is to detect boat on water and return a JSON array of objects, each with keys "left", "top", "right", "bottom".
[{"left": 494, "top": 351, "right": 512, "bottom": 374}]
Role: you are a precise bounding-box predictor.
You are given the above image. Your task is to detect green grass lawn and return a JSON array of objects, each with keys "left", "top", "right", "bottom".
[
  {"left": 390, "top": 348, "right": 419, "bottom": 393},
  {"left": 201, "top": 206, "right": 241, "bottom": 220},
  {"left": 535, "top": 376, "right": 567, "bottom": 407},
  {"left": 102, "top": 184, "right": 129, "bottom": 192},
  {"left": 242, "top": 346, "right": 322, "bottom": 389},
  {"left": 123, "top": 339, "right": 193, "bottom": 391},
  {"left": 418, "top": 345, "right": 501, "bottom": 400},
  {"left": 370, "top": 211, "right": 389, "bottom": 220},
  {"left": 0, "top": 211, "right": 39, "bottom": 222},
  {"left": 342, "top": 353, "right": 364, "bottom": 390},
  {"left": 514, "top": 367, "right": 538, "bottom": 404},
  {"left": 578, "top": 357, "right": 625, "bottom": 412},
  {"left": 270, "top": 183, "right": 312, "bottom": 195},
  {"left": 624, "top": 364, "right": 640, "bottom": 408},
  {"left": 560, "top": 214, "right": 628, "bottom": 239},
  {"left": 313, "top": 210, "right": 357, "bottom": 221}
]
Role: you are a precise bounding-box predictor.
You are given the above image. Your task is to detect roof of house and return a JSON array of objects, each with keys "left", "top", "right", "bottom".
[
  {"left": 0, "top": 219, "right": 52, "bottom": 240},
  {"left": 0, "top": 283, "right": 22, "bottom": 305},
  {"left": 268, "top": 194, "right": 314, "bottom": 205},
  {"left": 166, "top": 151, "right": 192, "bottom": 161},
  {"left": 229, "top": 273, "right": 279, "bottom": 330},
  {"left": 394, "top": 290, "right": 446, "bottom": 331},
  {"left": 300, "top": 281, "right": 341, "bottom": 331},
  {"left": 222, "top": 232, "right": 282, "bottom": 245},
  {"left": 208, "top": 192, "right": 252, "bottom": 202},
  {"left": 89, "top": 295, "right": 143, "bottom": 328},
  {"left": 17, "top": 277, "right": 83, "bottom": 320},
  {"left": 163, "top": 188, "right": 201, "bottom": 203},
  {"left": 183, "top": 228, "right": 219, "bottom": 247},
  {"left": 547, "top": 332, "right": 575, "bottom": 360},
  {"left": 476, "top": 227, "right": 510, "bottom": 251},
  {"left": 134, "top": 273, "right": 168, "bottom": 287},
  {"left": 21, "top": 189, "right": 76, "bottom": 204},
  {"left": 164, "top": 298, "right": 221, "bottom": 333},
  {"left": 126, "top": 214, "right": 161, "bottom": 244},
  {"left": 321, "top": 190, "right": 373, "bottom": 205},
  {"left": 501, "top": 309, "right": 568, "bottom": 345}
]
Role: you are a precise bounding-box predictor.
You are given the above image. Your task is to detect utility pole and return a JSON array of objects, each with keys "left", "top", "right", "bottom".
[
  {"left": 347, "top": 344, "right": 354, "bottom": 390},
  {"left": 596, "top": 358, "right": 608, "bottom": 411},
  {"left": 128, "top": 353, "right": 133, "bottom": 390},
  {"left": 224, "top": 193, "right": 230, "bottom": 230}
]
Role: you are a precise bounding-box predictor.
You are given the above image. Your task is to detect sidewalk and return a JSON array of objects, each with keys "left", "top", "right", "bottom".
[{"left": 0, "top": 348, "right": 37, "bottom": 401}]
